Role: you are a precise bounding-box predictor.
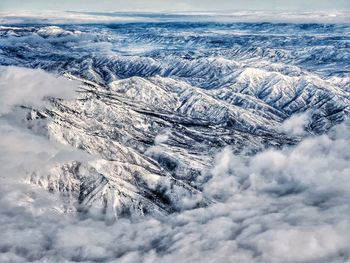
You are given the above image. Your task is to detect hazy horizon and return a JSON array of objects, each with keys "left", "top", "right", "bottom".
[{"left": 1, "top": 0, "right": 350, "bottom": 12}]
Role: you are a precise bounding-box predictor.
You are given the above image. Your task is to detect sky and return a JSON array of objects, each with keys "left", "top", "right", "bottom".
[{"left": 0, "top": 0, "right": 350, "bottom": 12}]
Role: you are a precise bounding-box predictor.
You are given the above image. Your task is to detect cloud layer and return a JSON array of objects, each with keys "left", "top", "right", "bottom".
[
  {"left": 0, "top": 65, "right": 349, "bottom": 262},
  {"left": 0, "top": 66, "right": 77, "bottom": 115},
  {"left": 1, "top": 10, "right": 350, "bottom": 24},
  {"left": 0, "top": 0, "right": 350, "bottom": 12}
]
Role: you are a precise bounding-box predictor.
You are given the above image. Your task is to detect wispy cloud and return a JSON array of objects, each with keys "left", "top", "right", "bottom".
[
  {"left": 0, "top": 66, "right": 77, "bottom": 115},
  {"left": 1, "top": 10, "right": 350, "bottom": 24}
]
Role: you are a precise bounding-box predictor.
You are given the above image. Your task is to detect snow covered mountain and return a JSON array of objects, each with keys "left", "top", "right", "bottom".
[{"left": 1, "top": 20, "right": 349, "bottom": 219}]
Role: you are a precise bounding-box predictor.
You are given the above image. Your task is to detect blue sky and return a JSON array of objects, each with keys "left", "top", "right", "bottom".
[{"left": 1, "top": 0, "right": 350, "bottom": 12}]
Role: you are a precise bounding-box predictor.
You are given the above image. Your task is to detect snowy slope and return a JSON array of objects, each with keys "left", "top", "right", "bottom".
[{"left": 0, "top": 21, "right": 349, "bottom": 218}]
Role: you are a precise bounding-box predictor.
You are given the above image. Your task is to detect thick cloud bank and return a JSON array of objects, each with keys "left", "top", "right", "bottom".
[{"left": 0, "top": 64, "right": 349, "bottom": 262}]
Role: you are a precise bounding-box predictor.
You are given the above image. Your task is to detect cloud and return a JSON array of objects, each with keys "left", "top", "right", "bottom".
[
  {"left": 0, "top": 0, "right": 350, "bottom": 13},
  {"left": 0, "top": 66, "right": 77, "bottom": 115},
  {"left": 0, "top": 10, "right": 350, "bottom": 24},
  {"left": 0, "top": 66, "right": 350, "bottom": 262},
  {"left": 279, "top": 112, "right": 309, "bottom": 136},
  {"left": 0, "top": 11, "right": 151, "bottom": 24},
  {"left": 0, "top": 66, "right": 90, "bottom": 188},
  {"left": 1, "top": 81, "right": 350, "bottom": 263},
  {"left": 154, "top": 129, "right": 171, "bottom": 145},
  {"left": 0, "top": 65, "right": 90, "bottom": 224},
  {"left": 0, "top": 66, "right": 84, "bottom": 180}
]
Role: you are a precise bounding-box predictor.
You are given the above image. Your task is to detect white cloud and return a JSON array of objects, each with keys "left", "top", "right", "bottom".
[
  {"left": 0, "top": 66, "right": 89, "bottom": 219},
  {"left": 1, "top": 66, "right": 350, "bottom": 262},
  {"left": 0, "top": 10, "right": 349, "bottom": 24},
  {"left": 154, "top": 129, "right": 171, "bottom": 145},
  {"left": 279, "top": 112, "right": 309, "bottom": 136},
  {"left": 1, "top": 113, "right": 350, "bottom": 262},
  {"left": 0, "top": 66, "right": 77, "bottom": 115},
  {"left": 0, "top": 0, "right": 350, "bottom": 13}
]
